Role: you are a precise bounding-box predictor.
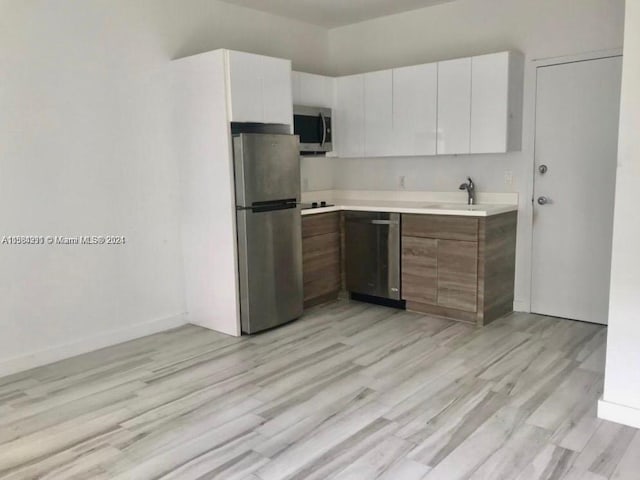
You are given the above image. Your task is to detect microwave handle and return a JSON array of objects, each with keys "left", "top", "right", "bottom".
[{"left": 320, "top": 112, "right": 327, "bottom": 147}]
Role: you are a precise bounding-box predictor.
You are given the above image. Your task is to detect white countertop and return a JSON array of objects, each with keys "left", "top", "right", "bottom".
[{"left": 301, "top": 199, "right": 517, "bottom": 217}]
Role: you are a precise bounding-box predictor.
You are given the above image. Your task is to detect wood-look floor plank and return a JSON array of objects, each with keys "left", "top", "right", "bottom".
[
  {"left": 0, "top": 300, "right": 636, "bottom": 480},
  {"left": 330, "top": 435, "right": 413, "bottom": 479},
  {"left": 254, "top": 400, "right": 390, "bottom": 480},
  {"left": 406, "top": 381, "right": 508, "bottom": 465},
  {"left": 610, "top": 430, "right": 640, "bottom": 480},
  {"left": 526, "top": 368, "right": 603, "bottom": 431},
  {"left": 514, "top": 444, "right": 577, "bottom": 480},
  {"left": 560, "top": 467, "right": 607, "bottom": 480},
  {"left": 420, "top": 407, "right": 530, "bottom": 479},
  {"left": 571, "top": 421, "right": 637, "bottom": 478},
  {"left": 285, "top": 417, "right": 400, "bottom": 480},
  {"left": 551, "top": 402, "right": 602, "bottom": 453},
  {"left": 377, "top": 458, "right": 431, "bottom": 480}
]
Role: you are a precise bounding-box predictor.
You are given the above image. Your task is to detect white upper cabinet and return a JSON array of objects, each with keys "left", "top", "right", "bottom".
[
  {"left": 330, "top": 50, "right": 523, "bottom": 158},
  {"left": 292, "top": 71, "right": 334, "bottom": 108},
  {"left": 437, "top": 57, "right": 472, "bottom": 155},
  {"left": 393, "top": 63, "right": 438, "bottom": 156},
  {"left": 364, "top": 70, "right": 393, "bottom": 157},
  {"left": 262, "top": 56, "right": 293, "bottom": 125},
  {"left": 226, "top": 50, "right": 292, "bottom": 125},
  {"left": 470, "top": 51, "right": 524, "bottom": 153},
  {"left": 227, "top": 51, "right": 263, "bottom": 123},
  {"left": 335, "top": 74, "right": 365, "bottom": 158}
]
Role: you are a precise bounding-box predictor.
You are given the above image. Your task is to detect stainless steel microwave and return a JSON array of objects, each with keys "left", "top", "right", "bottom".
[{"left": 293, "top": 105, "right": 332, "bottom": 155}]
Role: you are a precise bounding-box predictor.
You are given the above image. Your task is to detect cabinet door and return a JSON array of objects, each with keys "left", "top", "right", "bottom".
[
  {"left": 227, "top": 51, "right": 264, "bottom": 123},
  {"left": 292, "top": 71, "right": 303, "bottom": 106},
  {"left": 393, "top": 63, "right": 438, "bottom": 156},
  {"left": 294, "top": 71, "right": 334, "bottom": 108},
  {"left": 437, "top": 239, "right": 478, "bottom": 312},
  {"left": 335, "top": 75, "right": 365, "bottom": 157},
  {"left": 302, "top": 213, "right": 341, "bottom": 307},
  {"left": 402, "top": 236, "right": 438, "bottom": 305},
  {"left": 364, "top": 70, "right": 393, "bottom": 157},
  {"left": 437, "top": 57, "right": 471, "bottom": 155},
  {"left": 262, "top": 55, "right": 293, "bottom": 126},
  {"left": 302, "top": 232, "right": 341, "bottom": 305},
  {"left": 470, "top": 52, "right": 509, "bottom": 153}
]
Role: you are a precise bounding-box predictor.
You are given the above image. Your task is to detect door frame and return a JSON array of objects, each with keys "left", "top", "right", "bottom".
[{"left": 519, "top": 48, "right": 622, "bottom": 313}]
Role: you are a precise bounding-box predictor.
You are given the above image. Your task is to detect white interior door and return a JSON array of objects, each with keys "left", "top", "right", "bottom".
[{"left": 531, "top": 56, "right": 622, "bottom": 324}]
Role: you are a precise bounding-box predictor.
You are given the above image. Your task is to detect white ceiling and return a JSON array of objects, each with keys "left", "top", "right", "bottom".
[{"left": 218, "top": 0, "right": 456, "bottom": 28}]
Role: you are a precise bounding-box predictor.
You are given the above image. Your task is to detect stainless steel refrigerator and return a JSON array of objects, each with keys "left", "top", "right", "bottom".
[{"left": 233, "top": 133, "right": 303, "bottom": 334}]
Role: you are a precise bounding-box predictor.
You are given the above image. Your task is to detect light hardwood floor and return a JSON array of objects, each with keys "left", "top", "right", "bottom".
[{"left": 0, "top": 300, "right": 637, "bottom": 480}]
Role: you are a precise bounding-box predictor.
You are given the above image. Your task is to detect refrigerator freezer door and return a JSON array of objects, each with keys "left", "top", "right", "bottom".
[
  {"left": 236, "top": 206, "right": 303, "bottom": 333},
  {"left": 233, "top": 134, "right": 301, "bottom": 207}
]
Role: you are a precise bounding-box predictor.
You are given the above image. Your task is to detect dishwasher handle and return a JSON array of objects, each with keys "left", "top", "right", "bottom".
[
  {"left": 346, "top": 218, "right": 399, "bottom": 226},
  {"left": 371, "top": 219, "right": 398, "bottom": 225}
]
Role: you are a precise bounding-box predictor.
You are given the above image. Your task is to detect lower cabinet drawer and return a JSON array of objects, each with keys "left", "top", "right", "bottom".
[
  {"left": 302, "top": 212, "right": 341, "bottom": 238},
  {"left": 403, "top": 214, "right": 478, "bottom": 242}
]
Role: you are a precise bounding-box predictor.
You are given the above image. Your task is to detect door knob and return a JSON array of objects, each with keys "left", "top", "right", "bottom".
[
  {"left": 537, "top": 196, "right": 549, "bottom": 205},
  {"left": 538, "top": 165, "right": 548, "bottom": 174}
]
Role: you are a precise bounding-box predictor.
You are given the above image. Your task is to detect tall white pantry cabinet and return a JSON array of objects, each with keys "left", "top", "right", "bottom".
[{"left": 172, "top": 49, "right": 293, "bottom": 336}]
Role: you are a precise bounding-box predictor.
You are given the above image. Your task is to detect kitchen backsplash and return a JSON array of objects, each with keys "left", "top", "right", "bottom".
[
  {"left": 300, "top": 156, "right": 334, "bottom": 192},
  {"left": 301, "top": 153, "right": 524, "bottom": 193}
]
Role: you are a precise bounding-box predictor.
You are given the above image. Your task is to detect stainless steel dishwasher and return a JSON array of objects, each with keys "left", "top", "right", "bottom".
[{"left": 344, "top": 211, "right": 401, "bottom": 300}]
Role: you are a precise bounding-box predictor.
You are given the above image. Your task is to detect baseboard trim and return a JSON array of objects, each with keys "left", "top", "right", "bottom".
[
  {"left": 598, "top": 398, "right": 640, "bottom": 429},
  {"left": 513, "top": 300, "right": 530, "bottom": 313},
  {"left": 0, "top": 313, "right": 188, "bottom": 378}
]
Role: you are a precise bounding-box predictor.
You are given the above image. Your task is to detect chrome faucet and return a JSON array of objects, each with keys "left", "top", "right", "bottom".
[{"left": 459, "top": 177, "right": 476, "bottom": 205}]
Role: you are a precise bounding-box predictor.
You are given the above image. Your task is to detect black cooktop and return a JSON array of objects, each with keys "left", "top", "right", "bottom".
[{"left": 301, "top": 201, "right": 335, "bottom": 210}]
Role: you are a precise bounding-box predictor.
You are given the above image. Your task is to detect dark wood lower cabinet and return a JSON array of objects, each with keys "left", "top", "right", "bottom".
[
  {"left": 301, "top": 210, "right": 517, "bottom": 326},
  {"left": 402, "top": 211, "right": 517, "bottom": 326},
  {"left": 302, "top": 213, "right": 342, "bottom": 308}
]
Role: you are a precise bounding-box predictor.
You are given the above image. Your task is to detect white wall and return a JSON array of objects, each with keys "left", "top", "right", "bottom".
[
  {"left": 326, "top": 0, "right": 625, "bottom": 310},
  {"left": 0, "top": 0, "right": 329, "bottom": 375},
  {"left": 600, "top": 1, "right": 640, "bottom": 428}
]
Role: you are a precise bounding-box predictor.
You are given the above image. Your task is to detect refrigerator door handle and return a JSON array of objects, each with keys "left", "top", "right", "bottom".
[{"left": 237, "top": 202, "right": 299, "bottom": 213}]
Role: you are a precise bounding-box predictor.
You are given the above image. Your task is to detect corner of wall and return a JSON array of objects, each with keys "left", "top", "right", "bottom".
[{"left": 0, "top": 313, "right": 188, "bottom": 378}]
